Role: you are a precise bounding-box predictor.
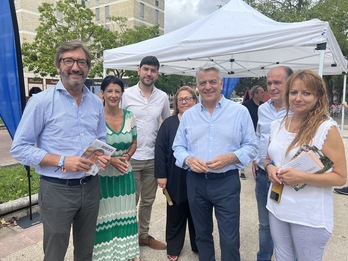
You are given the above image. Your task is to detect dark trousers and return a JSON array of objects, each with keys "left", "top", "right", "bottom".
[
  {"left": 187, "top": 170, "right": 241, "bottom": 261},
  {"left": 39, "top": 175, "right": 100, "bottom": 261},
  {"left": 166, "top": 199, "right": 198, "bottom": 256}
]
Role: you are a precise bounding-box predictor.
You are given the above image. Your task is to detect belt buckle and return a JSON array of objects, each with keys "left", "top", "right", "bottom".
[{"left": 80, "top": 177, "right": 87, "bottom": 185}]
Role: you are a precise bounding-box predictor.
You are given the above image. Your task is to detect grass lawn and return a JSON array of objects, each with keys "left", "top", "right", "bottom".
[{"left": 0, "top": 164, "right": 39, "bottom": 204}]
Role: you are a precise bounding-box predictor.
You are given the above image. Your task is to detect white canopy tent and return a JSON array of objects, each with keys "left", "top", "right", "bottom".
[
  {"left": 103, "top": 0, "right": 347, "bottom": 133},
  {"left": 103, "top": 0, "right": 347, "bottom": 78}
]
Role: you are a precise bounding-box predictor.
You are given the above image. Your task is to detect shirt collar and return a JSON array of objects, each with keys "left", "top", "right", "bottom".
[
  {"left": 200, "top": 95, "right": 225, "bottom": 111},
  {"left": 137, "top": 82, "right": 155, "bottom": 96},
  {"left": 56, "top": 80, "right": 88, "bottom": 97}
]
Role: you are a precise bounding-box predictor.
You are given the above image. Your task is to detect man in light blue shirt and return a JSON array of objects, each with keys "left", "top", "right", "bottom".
[
  {"left": 173, "top": 67, "right": 257, "bottom": 261},
  {"left": 11, "top": 41, "right": 109, "bottom": 261},
  {"left": 253, "top": 66, "right": 293, "bottom": 261}
]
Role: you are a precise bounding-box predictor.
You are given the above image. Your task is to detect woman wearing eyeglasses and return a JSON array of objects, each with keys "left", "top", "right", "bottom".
[{"left": 155, "top": 86, "right": 198, "bottom": 261}]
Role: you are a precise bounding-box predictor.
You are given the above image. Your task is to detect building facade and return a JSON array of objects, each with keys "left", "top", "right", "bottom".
[{"left": 14, "top": 0, "right": 164, "bottom": 95}]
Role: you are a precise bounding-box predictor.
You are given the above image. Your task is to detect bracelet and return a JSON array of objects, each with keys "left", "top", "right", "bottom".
[
  {"left": 55, "top": 156, "right": 66, "bottom": 173},
  {"left": 265, "top": 160, "right": 275, "bottom": 171},
  {"left": 124, "top": 153, "right": 131, "bottom": 158}
]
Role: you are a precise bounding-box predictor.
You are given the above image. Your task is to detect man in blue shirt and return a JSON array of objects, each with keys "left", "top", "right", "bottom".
[
  {"left": 240, "top": 85, "right": 265, "bottom": 179},
  {"left": 173, "top": 67, "right": 257, "bottom": 261},
  {"left": 253, "top": 66, "right": 293, "bottom": 261},
  {"left": 11, "top": 40, "right": 109, "bottom": 261}
]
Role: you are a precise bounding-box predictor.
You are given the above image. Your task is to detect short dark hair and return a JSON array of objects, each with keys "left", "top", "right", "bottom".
[
  {"left": 29, "top": 87, "right": 42, "bottom": 97},
  {"left": 139, "top": 56, "right": 160, "bottom": 70},
  {"left": 101, "top": 75, "right": 124, "bottom": 92},
  {"left": 55, "top": 40, "right": 91, "bottom": 69}
]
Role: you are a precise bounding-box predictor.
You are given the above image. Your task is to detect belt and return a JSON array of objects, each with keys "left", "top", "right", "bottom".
[
  {"left": 41, "top": 175, "right": 93, "bottom": 186},
  {"left": 190, "top": 169, "right": 238, "bottom": 179},
  {"left": 257, "top": 166, "right": 267, "bottom": 175}
]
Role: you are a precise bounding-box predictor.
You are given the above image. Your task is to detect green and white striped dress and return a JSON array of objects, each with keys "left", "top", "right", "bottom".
[{"left": 93, "top": 109, "right": 139, "bottom": 261}]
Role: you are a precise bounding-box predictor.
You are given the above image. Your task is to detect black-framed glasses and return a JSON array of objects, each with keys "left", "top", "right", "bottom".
[
  {"left": 60, "top": 58, "right": 88, "bottom": 68},
  {"left": 178, "top": 97, "right": 193, "bottom": 103}
]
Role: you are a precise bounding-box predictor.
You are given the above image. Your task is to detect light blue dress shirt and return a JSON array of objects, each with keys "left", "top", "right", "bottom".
[
  {"left": 173, "top": 96, "right": 257, "bottom": 173},
  {"left": 10, "top": 80, "right": 106, "bottom": 179},
  {"left": 254, "top": 99, "right": 287, "bottom": 170}
]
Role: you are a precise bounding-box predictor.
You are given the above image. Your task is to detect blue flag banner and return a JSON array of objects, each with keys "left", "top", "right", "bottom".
[
  {"left": 0, "top": 0, "right": 26, "bottom": 139},
  {"left": 222, "top": 78, "right": 240, "bottom": 99}
]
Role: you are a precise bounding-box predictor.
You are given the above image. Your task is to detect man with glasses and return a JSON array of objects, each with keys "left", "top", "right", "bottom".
[
  {"left": 252, "top": 66, "right": 293, "bottom": 261},
  {"left": 121, "top": 56, "right": 170, "bottom": 250},
  {"left": 11, "top": 40, "right": 109, "bottom": 261},
  {"left": 173, "top": 67, "right": 257, "bottom": 261}
]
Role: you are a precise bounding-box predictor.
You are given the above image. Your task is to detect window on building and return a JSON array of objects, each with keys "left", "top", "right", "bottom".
[
  {"left": 155, "top": 0, "right": 159, "bottom": 7},
  {"left": 96, "top": 8, "right": 100, "bottom": 23},
  {"left": 155, "top": 9, "right": 159, "bottom": 24},
  {"left": 105, "top": 5, "right": 109, "bottom": 22},
  {"left": 140, "top": 3, "right": 145, "bottom": 19}
]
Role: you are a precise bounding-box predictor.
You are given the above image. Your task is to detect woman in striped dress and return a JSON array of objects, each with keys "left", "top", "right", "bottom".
[{"left": 93, "top": 76, "right": 140, "bottom": 261}]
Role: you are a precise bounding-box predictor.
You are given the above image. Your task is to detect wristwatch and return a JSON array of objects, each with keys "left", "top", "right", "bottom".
[{"left": 185, "top": 156, "right": 191, "bottom": 166}]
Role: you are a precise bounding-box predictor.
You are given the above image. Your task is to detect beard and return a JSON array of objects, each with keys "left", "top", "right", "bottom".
[
  {"left": 60, "top": 70, "right": 87, "bottom": 90},
  {"left": 140, "top": 76, "right": 155, "bottom": 87}
]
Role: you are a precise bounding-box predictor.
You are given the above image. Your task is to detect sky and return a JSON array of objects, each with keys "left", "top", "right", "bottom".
[{"left": 164, "top": 0, "right": 230, "bottom": 33}]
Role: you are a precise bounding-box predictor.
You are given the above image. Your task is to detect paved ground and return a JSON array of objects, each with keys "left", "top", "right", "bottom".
[{"left": 0, "top": 125, "right": 348, "bottom": 260}]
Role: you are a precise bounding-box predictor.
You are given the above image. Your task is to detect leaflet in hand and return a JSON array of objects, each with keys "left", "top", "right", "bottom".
[
  {"left": 81, "top": 139, "right": 115, "bottom": 175},
  {"left": 280, "top": 145, "right": 333, "bottom": 191}
]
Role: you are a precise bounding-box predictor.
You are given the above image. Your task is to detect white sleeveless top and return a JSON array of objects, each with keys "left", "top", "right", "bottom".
[{"left": 266, "top": 118, "right": 337, "bottom": 233}]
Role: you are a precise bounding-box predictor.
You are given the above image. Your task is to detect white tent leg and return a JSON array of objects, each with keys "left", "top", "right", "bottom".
[
  {"left": 318, "top": 49, "right": 325, "bottom": 77},
  {"left": 340, "top": 74, "right": 347, "bottom": 136},
  {"left": 103, "top": 67, "right": 106, "bottom": 78}
]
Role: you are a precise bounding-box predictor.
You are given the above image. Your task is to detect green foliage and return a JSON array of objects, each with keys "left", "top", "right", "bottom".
[
  {"left": 238, "top": 0, "right": 348, "bottom": 100},
  {"left": 156, "top": 75, "right": 196, "bottom": 95},
  {"left": 22, "top": 0, "right": 108, "bottom": 77},
  {"left": 125, "top": 72, "right": 195, "bottom": 95},
  {"left": 0, "top": 165, "right": 39, "bottom": 203},
  {"left": 235, "top": 77, "right": 267, "bottom": 97},
  {"left": 21, "top": 0, "right": 160, "bottom": 79}
]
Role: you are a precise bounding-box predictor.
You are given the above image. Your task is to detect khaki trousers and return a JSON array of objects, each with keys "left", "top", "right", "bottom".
[{"left": 131, "top": 159, "right": 157, "bottom": 238}]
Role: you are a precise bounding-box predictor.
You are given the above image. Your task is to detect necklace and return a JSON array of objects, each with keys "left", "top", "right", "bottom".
[{"left": 287, "top": 116, "right": 304, "bottom": 133}]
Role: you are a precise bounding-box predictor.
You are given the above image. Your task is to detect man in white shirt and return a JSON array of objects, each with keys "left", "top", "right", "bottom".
[
  {"left": 253, "top": 66, "right": 293, "bottom": 261},
  {"left": 122, "top": 56, "right": 171, "bottom": 250}
]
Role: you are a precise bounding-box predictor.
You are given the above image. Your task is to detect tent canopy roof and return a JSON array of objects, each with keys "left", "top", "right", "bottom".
[{"left": 103, "top": 0, "right": 347, "bottom": 78}]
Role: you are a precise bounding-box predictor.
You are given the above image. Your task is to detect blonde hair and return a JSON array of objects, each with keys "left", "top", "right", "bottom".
[
  {"left": 284, "top": 70, "right": 330, "bottom": 154},
  {"left": 172, "top": 86, "right": 198, "bottom": 115}
]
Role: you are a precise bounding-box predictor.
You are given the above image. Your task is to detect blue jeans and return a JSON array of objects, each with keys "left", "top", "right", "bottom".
[{"left": 255, "top": 168, "right": 273, "bottom": 261}]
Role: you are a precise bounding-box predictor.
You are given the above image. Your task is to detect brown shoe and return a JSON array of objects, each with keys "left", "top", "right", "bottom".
[{"left": 139, "top": 235, "right": 166, "bottom": 250}]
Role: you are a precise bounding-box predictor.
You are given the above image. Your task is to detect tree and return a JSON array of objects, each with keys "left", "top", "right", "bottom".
[
  {"left": 22, "top": 0, "right": 109, "bottom": 77},
  {"left": 238, "top": 0, "right": 348, "bottom": 101},
  {"left": 21, "top": 0, "right": 160, "bottom": 78}
]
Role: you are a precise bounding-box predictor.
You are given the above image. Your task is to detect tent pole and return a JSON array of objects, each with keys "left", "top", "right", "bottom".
[
  {"left": 103, "top": 67, "right": 106, "bottom": 78},
  {"left": 24, "top": 165, "right": 33, "bottom": 220},
  {"left": 341, "top": 74, "right": 347, "bottom": 136},
  {"left": 318, "top": 49, "right": 325, "bottom": 77}
]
